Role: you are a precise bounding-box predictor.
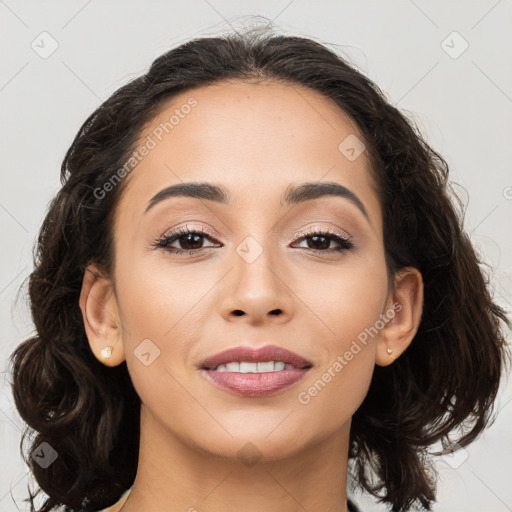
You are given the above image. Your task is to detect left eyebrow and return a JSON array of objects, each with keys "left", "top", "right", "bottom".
[{"left": 282, "top": 181, "right": 370, "bottom": 222}]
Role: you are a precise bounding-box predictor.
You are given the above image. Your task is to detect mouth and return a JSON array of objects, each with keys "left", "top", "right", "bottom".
[{"left": 198, "top": 345, "right": 313, "bottom": 397}]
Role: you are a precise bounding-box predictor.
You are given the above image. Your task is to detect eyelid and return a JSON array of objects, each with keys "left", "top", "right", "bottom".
[
  {"left": 159, "top": 223, "right": 219, "bottom": 240},
  {"left": 157, "top": 224, "right": 352, "bottom": 243},
  {"left": 291, "top": 224, "right": 353, "bottom": 242}
]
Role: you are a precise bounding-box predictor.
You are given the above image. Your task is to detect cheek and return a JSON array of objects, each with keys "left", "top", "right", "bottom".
[
  {"left": 113, "top": 256, "right": 208, "bottom": 416},
  {"left": 294, "top": 345, "right": 375, "bottom": 439},
  {"left": 113, "top": 254, "right": 220, "bottom": 394},
  {"left": 296, "top": 253, "right": 389, "bottom": 350},
  {"left": 114, "top": 253, "right": 203, "bottom": 340},
  {"left": 291, "top": 257, "right": 388, "bottom": 420}
]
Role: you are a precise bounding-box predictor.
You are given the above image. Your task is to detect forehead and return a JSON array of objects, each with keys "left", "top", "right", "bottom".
[{"left": 116, "top": 80, "right": 381, "bottom": 227}]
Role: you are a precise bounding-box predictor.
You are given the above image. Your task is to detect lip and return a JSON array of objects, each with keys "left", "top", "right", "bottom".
[
  {"left": 199, "top": 345, "right": 313, "bottom": 370},
  {"left": 202, "top": 368, "right": 311, "bottom": 397},
  {"left": 198, "top": 345, "right": 313, "bottom": 398}
]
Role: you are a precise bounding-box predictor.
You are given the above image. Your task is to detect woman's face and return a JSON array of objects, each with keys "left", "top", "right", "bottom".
[{"left": 109, "top": 80, "right": 392, "bottom": 460}]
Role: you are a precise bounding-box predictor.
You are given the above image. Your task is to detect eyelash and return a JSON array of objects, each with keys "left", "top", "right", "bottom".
[{"left": 153, "top": 224, "right": 354, "bottom": 256}]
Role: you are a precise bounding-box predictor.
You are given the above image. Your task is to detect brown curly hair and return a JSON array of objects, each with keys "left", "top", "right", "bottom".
[{"left": 8, "top": 27, "right": 510, "bottom": 512}]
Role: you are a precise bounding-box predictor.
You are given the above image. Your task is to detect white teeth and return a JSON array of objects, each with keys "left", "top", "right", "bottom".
[
  {"left": 257, "top": 361, "right": 274, "bottom": 372},
  {"left": 212, "top": 361, "right": 297, "bottom": 372},
  {"left": 239, "top": 362, "right": 257, "bottom": 373}
]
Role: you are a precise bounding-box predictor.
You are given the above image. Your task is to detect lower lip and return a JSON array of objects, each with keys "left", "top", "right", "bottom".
[{"left": 201, "top": 368, "right": 311, "bottom": 397}]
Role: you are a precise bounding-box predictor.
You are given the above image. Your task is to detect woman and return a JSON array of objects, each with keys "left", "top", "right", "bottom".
[{"left": 9, "top": 27, "right": 510, "bottom": 512}]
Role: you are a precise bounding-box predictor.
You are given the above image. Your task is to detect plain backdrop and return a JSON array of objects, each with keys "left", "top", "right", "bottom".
[{"left": 1, "top": 1, "right": 511, "bottom": 511}]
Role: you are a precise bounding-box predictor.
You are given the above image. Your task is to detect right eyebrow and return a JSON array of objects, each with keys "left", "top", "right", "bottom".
[{"left": 144, "top": 182, "right": 230, "bottom": 215}]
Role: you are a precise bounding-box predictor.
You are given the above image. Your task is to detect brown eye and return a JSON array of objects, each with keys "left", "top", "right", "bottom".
[
  {"left": 154, "top": 225, "right": 221, "bottom": 255},
  {"left": 304, "top": 234, "right": 331, "bottom": 250},
  {"left": 173, "top": 233, "right": 206, "bottom": 251},
  {"left": 292, "top": 229, "right": 354, "bottom": 254}
]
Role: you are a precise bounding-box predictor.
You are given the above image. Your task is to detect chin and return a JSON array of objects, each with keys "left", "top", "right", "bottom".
[{"left": 178, "top": 427, "right": 293, "bottom": 459}]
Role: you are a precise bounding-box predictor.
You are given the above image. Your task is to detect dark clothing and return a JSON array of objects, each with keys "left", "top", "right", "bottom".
[{"left": 348, "top": 497, "right": 361, "bottom": 511}]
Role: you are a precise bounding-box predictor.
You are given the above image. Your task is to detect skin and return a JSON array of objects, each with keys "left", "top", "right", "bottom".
[{"left": 79, "top": 80, "right": 423, "bottom": 512}]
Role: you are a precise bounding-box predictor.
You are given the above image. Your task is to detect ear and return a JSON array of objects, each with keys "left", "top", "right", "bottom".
[
  {"left": 79, "top": 263, "right": 126, "bottom": 366},
  {"left": 376, "top": 267, "right": 424, "bottom": 367}
]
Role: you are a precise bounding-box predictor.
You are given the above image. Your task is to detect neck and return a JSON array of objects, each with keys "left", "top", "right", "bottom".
[{"left": 118, "top": 406, "right": 351, "bottom": 512}]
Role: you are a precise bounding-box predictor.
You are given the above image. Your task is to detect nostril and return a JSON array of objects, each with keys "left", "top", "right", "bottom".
[{"left": 233, "top": 310, "right": 245, "bottom": 316}]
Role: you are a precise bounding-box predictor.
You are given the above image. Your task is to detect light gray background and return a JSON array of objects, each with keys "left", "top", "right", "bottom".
[{"left": 1, "top": 1, "right": 511, "bottom": 511}]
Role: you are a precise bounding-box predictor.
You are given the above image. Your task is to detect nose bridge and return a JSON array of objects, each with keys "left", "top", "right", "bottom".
[{"left": 220, "top": 232, "right": 294, "bottom": 323}]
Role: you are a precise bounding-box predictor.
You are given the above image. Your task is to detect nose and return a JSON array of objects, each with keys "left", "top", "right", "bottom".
[{"left": 219, "top": 240, "right": 295, "bottom": 326}]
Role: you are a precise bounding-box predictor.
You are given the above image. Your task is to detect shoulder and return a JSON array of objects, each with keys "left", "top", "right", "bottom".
[
  {"left": 101, "top": 487, "right": 132, "bottom": 512},
  {"left": 49, "top": 487, "right": 132, "bottom": 512},
  {"left": 93, "top": 487, "right": 131, "bottom": 512}
]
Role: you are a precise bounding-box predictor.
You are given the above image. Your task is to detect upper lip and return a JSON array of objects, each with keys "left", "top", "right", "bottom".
[{"left": 199, "top": 345, "right": 313, "bottom": 370}]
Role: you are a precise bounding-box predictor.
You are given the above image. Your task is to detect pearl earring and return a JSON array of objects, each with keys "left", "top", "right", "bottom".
[
  {"left": 100, "top": 345, "right": 113, "bottom": 359},
  {"left": 386, "top": 347, "right": 393, "bottom": 355}
]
